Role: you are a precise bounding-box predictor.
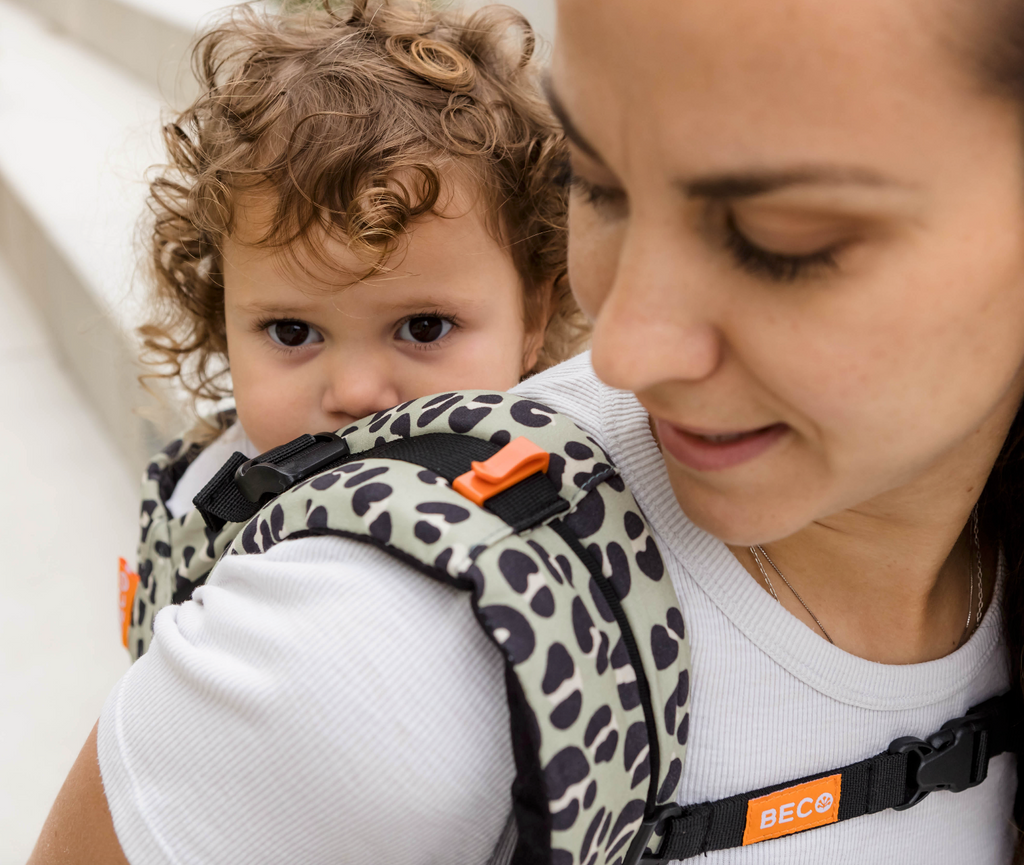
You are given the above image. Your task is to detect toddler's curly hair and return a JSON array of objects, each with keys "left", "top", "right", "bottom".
[{"left": 141, "top": 0, "right": 587, "bottom": 407}]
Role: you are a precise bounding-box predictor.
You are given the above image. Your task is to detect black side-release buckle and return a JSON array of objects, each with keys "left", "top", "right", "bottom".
[
  {"left": 623, "top": 804, "right": 684, "bottom": 865},
  {"left": 235, "top": 432, "right": 350, "bottom": 502},
  {"left": 889, "top": 709, "right": 991, "bottom": 810}
]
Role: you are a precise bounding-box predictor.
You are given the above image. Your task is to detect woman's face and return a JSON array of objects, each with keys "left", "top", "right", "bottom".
[{"left": 553, "top": 0, "right": 1024, "bottom": 545}]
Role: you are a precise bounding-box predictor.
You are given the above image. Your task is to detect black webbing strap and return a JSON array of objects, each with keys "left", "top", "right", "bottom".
[
  {"left": 625, "top": 691, "right": 1021, "bottom": 864},
  {"left": 193, "top": 431, "right": 568, "bottom": 533}
]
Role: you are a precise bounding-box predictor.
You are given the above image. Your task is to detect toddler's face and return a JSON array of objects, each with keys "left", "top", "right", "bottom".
[{"left": 223, "top": 192, "right": 540, "bottom": 453}]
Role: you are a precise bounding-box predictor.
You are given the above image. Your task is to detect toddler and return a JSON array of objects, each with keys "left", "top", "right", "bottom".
[{"left": 121, "top": 0, "right": 587, "bottom": 658}]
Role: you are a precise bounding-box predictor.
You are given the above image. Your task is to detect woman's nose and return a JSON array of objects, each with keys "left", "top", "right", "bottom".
[
  {"left": 589, "top": 226, "right": 722, "bottom": 394},
  {"left": 320, "top": 353, "right": 402, "bottom": 422}
]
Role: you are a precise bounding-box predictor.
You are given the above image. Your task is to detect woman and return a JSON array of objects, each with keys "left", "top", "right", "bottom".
[{"left": 30, "top": 0, "right": 1022, "bottom": 861}]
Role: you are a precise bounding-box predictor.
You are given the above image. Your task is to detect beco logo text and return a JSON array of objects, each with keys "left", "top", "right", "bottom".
[
  {"left": 742, "top": 775, "right": 841, "bottom": 846},
  {"left": 759, "top": 791, "right": 834, "bottom": 829}
]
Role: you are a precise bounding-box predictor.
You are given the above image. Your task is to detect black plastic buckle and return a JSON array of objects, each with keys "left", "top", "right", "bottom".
[
  {"left": 888, "top": 710, "right": 990, "bottom": 810},
  {"left": 235, "top": 432, "right": 350, "bottom": 502},
  {"left": 622, "top": 804, "right": 683, "bottom": 865}
]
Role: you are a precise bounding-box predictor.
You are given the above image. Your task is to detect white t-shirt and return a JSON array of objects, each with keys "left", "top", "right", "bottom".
[{"left": 98, "top": 353, "right": 1017, "bottom": 864}]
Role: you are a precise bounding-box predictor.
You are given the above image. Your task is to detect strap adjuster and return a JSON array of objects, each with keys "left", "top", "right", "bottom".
[
  {"left": 889, "top": 710, "right": 990, "bottom": 810},
  {"left": 235, "top": 433, "right": 350, "bottom": 502},
  {"left": 452, "top": 437, "right": 549, "bottom": 506},
  {"left": 623, "top": 804, "right": 684, "bottom": 865}
]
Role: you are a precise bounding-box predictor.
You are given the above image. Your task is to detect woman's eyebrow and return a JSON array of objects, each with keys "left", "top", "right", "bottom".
[
  {"left": 543, "top": 77, "right": 603, "bottom": 163},
  {"left": 681, "top": 167, "right": 905, "bottom": 199}
]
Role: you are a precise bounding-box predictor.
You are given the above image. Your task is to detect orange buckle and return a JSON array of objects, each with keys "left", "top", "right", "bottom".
[{"left": 453, "top": 437, "right": 550, "bottom": 506}]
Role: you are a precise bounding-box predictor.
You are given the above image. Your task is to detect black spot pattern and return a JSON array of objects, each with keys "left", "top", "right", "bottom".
[
  {"left": 474, "top": 393, "right": 504, "bottom": 404},
  {"left": 532, "top": 587, "right": 556, "bottom": 618},
  {"left": 480, "top": 604, "right": 535, "bottom": 664},
  {"left": 499, "top": 549, "right": 538, "bottom": 593},
  {"left": 555, "top": 553, "right": 574, "bottom": 586},
  {"left": 310, "top": 472, "right": 341, "bottom": 491},
  {"left": 389, "top": 413, "right": 411, "bottom": 439},
  {"left": 546, "top": 748, "right": 589, "bottom": 798},
  {"left": 611, "top": 639, "right": 640, "bottom": 710},
  {"left": 414, "top": 521, "right": 441, "bottom": 544},
  {"left": 154, "top": 541, "right": 171, "bottom": 558},
  {"left": 307, "top": 505, "right": 328, "bottom": 529},
  {"left": 657, "top": 757, "right": 683, "bottom": 804},
  {"left": 551, "top": 691, "right": 583, "bottom": 729},
  {"left": 369, "top": 511, "right": 391, "bottom": 542},
  {"left": 565, "top": 440, "right": 594, "bottom": 461},
  {"left": 606, "top": 542, "right": 631, "bottom": 600},
  {"left": 624, "top": 511, "right": 644, "bottom": 540},
  {"left": 416, "top": 394, "right": 463, "bottom": 427},
  {"left": 547, "top": 453, "right": 566, "bottom": 492},
  {"left": 542, "top": 643, "right": 575, "bottom": 695},
  {"left": 583, "top": 780, "right": 598, "bottom": 810},
  {"left": 528, "top": 540, "right": 564, "bottom": 585},
  {"left": 344, "top": 467, "right": 389, "bottom": 488},
  {"left": 565, "top": 490, "right": 605, "bottom": 538},
  {"left": 677, "top": 712, "right": 690, "bottom": 746},
  {"left": 510, "top": 399, "right": 557, "bottom": 427},
  {"left": 367, "top": 409, "right": 393, "bottom": 433},
  {"left": 581, "top": 807, "right": 606, "bottom": 865},
  {"left": 422, "top": 391, "right": 458, "bottom": 408},
  {"left": 448, "top": 405, "right": 491, "bottom": 432},
  {"left": 572, "top": 597, "right": 595, "bottom": 654},
  {"left": 651, "top": 625, "right": 679, "bottom": 670},
  {"left": 416, "top": 502, "right": 469, "bottom": 522},
  {"left": 667, "top": 607, "right": 685, "bottom": 641},
  {"left": 351, "top": 483, "right": 392, "bottom": 516},
  {"left": 605, "top": 799, "right": 646, "bottom": 858},
  {"left": 635, "top": 535, "right": 665, "bottom": 581},
  {"left": 489, "top": 429, "right": 511, "bottom": 447}
]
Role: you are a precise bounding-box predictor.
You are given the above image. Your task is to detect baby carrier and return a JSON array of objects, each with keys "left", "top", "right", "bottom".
[{"left": 124, "top": 390, "right": 1020, "bottom": 864}]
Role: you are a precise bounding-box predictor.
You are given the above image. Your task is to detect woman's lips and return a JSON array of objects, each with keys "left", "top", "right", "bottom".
[{"left": 654, "top": 419, "right": 789, "bottom": 471}]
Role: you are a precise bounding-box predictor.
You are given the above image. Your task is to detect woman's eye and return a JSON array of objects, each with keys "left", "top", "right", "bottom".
[
  {"left": 568, "top": 172, "right": 627, "bottom": 212},
  {"left": 397, "top": 316, "right": 454, "bottom": 344},
  {"left": 267, "top": 320, "right": 323, "bottom": 348},
  {"left": 724, "top": 214, "right": 840, "bottom": 283}
]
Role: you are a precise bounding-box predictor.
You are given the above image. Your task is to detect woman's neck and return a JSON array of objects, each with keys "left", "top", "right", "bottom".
[{"left": 728, "top": 440, "right": 1000, "bottom": 665}]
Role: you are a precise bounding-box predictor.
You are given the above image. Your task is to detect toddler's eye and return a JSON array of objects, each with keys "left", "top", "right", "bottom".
[
  {"left": 398, "top": 316, "right": 453, "bottom": 344},
  {"left": 267, "top": 320, "right": 323, "bottom": 348}
]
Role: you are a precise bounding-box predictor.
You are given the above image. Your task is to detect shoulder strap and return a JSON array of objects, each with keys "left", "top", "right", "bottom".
[
  {"left": 211, "top": 390, "right": 692, "bottom": 865},
  {"left": 629, "top": 691, "right": 1022, "bottom": 863}
]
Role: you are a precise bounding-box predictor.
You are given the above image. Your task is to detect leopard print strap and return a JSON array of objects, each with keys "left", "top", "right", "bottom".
[{"left": 134, "top": 391, "right": 692, "bottom": 865}]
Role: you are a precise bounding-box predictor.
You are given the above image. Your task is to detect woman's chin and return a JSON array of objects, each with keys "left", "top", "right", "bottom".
[{"left": 662, "top": 469, "right": 822, "bottom": 548}]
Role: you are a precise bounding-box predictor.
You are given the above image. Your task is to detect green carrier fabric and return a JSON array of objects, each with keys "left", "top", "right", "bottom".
[{"left": 132, "top": 391, "right": 692, "bottom": 865}]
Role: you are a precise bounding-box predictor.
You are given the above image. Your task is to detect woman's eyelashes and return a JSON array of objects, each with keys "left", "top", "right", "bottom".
[
  {"left": 568, "top": 172, "right": 627, "bottom": 212},
  {"left": 723, "top": 213, "right": 841, "bottom": 283},
  {"left": 262, "top": 319, "right": 324, "bottom": 349},
  {"left": 396, "top": 314, "right": 456, "bottom": 346}
]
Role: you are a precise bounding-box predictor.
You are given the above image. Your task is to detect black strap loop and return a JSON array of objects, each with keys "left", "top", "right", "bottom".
[
  {"left": 193, "top": 431, "right": 568, "bottom": 533},
  {"left": 629, "top": 692, "right": 1020, "bottom": 864}
]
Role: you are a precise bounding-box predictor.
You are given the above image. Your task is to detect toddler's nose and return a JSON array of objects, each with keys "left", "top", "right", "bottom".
[{"left": 320, "top": 360, "right": 401, "bottom": 423}]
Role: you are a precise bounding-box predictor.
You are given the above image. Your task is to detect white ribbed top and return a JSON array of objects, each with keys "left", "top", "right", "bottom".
[{"left": 99, "top": 352, "right": 1016, "bottom": 864}]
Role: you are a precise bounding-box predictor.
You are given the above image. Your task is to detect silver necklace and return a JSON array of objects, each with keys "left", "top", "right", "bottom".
[{"left": 748, "top": 506, "right": 984, "bottom": 648}]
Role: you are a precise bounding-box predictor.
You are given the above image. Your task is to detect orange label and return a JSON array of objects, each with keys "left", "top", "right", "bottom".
[
  {"left": 118, "top": 557, "right": 140, "bottom": 649},
  {"left": 743, "top": 774, "right": 841, "bottom": 845}
]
